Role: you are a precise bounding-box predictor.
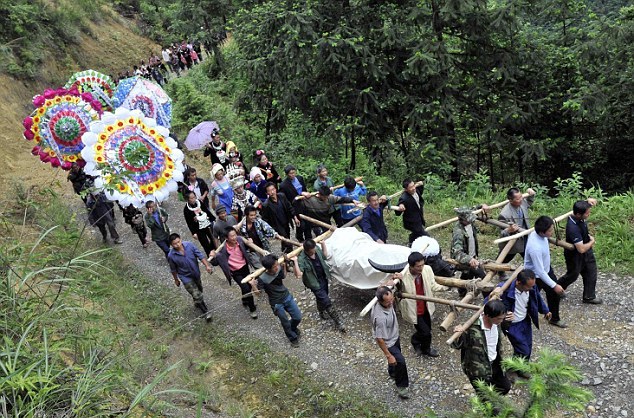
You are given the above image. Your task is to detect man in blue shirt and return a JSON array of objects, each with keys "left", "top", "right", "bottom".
[
  {"left": 360, "top": 191, "right": 389, "bottom": 243},
  {"left": 334, "top": 176, "right": 367, "bottom": 223},
  {"left": 168, "top": 233, "right": 214, "bottom": 322},
  {"left": 558, "top": 199, "right": 602, "bottom": 304}
]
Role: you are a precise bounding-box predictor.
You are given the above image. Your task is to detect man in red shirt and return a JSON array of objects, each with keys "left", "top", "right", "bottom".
[{"left": 396, "top": 252, "right": 449, "bottom": 357}]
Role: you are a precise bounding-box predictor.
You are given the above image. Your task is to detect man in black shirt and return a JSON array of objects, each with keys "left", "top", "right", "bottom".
[
  {"left": 252, "top": 254, "right": 302, "bottom": 347},
  {"left": 558, "top": 199, "right": 602, "bottom": 304},
  {"left": 261, "top": 182, "right": 298, "bottom": 253}
]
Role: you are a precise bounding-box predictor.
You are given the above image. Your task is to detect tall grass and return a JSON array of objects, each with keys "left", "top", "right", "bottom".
[{"left": 0, "top": 191, "right": 195, "bottom": 417}]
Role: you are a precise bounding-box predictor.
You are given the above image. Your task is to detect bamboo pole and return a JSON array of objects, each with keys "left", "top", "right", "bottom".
[
  {"left": 478, "top": 217, "right": 574, "bottom": 251},
  {"left": 243, "top": 239, "right": 269, "bottom": 256},
  {"left": 439, "top": 238, "right": 517, "bottom": 331},
  {"left": 359, "top": 242, "right": 429, "bottom": 317},
  {"left": 241, "top": 230, "right": 333, "bottom": 284},
  {"left": 299, "top": 214, "right": 337, "bottom": 231},
  {"left": 446, "top": 264, "right": 524, "bottom": 345},
  {"left": 347, "top": 204, "right": 400, "bottom": 214},
  {"left": 276, "top": 235, "right": 302, "bottom": 247},
  {"left": 240, "top": 215, "right": 362, "bottom": 284},
  {"left": 295, "top": 176, "right": 363, "bottom": 200},
  {"left": 494, "top": 211, "right": 573, "bottom": 244},
  {"left": 425, "top": 193, "right": 530, "bottom": 232},
  {"left": 444, "top": 258, "right": 518, "bottom": 272},
  {"left": 386, "top": 180, "right": 424, "bottom": 201},
  {"left": 400, "top": 293, "right": 481, "bottom": 310},
  {"left": 433, "top": 276, "right": 497, "bottom": 292}
]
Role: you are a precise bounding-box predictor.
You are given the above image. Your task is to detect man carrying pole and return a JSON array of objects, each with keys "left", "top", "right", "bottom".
[
  {"left": 396, "top": 252, "right": 449, "bottom": 358},
  {"left": 451, "top": 207, "right": 487, "bottom": 297},
  {"left": 497, "top": 188, "right": 536, "bottom": 265},
  {"left": 524, "top": 216, "right": 567, "bottom": 328},
  {"left": 558, "top": 198, "right": 602, "bottom": 305},
  {"left": 371, "top": 286, "right": 410, "bottom": 399}
]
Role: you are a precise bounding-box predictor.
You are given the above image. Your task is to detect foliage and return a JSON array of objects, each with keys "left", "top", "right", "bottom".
[
  {"left": 0, "top": 190, "right": 196, "bottom": 416},
  {"left": 0, "top": 0, "right": 104, "bottom": 78}
]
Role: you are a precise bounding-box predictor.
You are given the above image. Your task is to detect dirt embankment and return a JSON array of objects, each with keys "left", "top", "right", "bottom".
[{"left": 0, "top": 10, "right": 158, "bottom": 198}]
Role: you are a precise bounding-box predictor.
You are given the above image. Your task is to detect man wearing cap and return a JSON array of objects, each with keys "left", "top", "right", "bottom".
[
  {"left": 279, "top": 165, "right": 311, "bottom": 241},
  {"left": 451, "top": 206, "right": 487, "bottom": 296},
  {"left": 212, "top": 205, "right": 237, "bottom": 248},
  {"left": 395, "top": 179, "right": 428, "bottom": 245},
  {"left": 261, "top": 182, "right": 297, "bottom": 254},
  {"left": 396, "top": 252, "right": 449, "bottom": 358}
]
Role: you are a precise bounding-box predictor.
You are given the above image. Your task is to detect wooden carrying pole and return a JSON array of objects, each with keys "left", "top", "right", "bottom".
[
  {"left": 294, "top": 176, "right": 363, "bottom": 200},
  {"left": 386, "top": 180, "right": 424, "bottom": 201},
  {"left": 494, "top": 211, "right": 573, "bottom": 245},
  {"left": 425, "top": 193, "right": 530, "bottom": 232},
  {"left": 400, "top": 293, "right": 481, "bottom": 310},
  {"left": 299, "top": 214, "right": 337, "bottom": 231},
  {"left": 277, "top": 235, "right": 302, "bottom": 247},
  {"left": 444, "top": 258, "right": 518, "bottom": 272},
  {"left": 446, "top": 264, "right": 524, "bottom": 346},
  {"left": 241, "top": 215, "right": 363, "bottom": 284},
  {"left": 243, "top": 240, "right": 269, "bottom": 256},
  {"left": 433, "top": 276, "right": 497, "bottom": 293},
  {"left": 478, "top": 217, "right": 574, "bottom": 251},
  {"left": 241, "top": 230, "right": 332, "bottom": 284},
  {"left": 439, "top": 238, "right": 517, "bottom": 331},
  {"left": 359, "top": 243, "right": 429, "bottom": 317}
]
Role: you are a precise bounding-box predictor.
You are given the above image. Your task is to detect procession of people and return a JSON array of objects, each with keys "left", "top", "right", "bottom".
[{"left": 69, "top": 124, "right": 602, "bottom": 402}]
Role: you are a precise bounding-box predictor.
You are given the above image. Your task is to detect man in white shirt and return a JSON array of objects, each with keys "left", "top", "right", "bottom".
[
  {"left": 525, "top": 215, "right": 566, "bottom": 328},
  {"left": 499, "top": 269, "right": 551, "bottom": 363}
]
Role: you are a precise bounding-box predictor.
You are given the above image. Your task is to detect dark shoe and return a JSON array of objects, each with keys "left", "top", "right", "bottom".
[
  {"left": 397, "top": 387, "right": 410, "bottom": 399},
  {"left": 583, "top": 297, "right": 603, "bottom": 305},
  {"left": 102, "top": 237, "right": 108, "bottom": 244},
  {"left": 319, "top": 310, "right": 329, "bottom": 320},
  {"left": 250, "top": 311, "right": 258, "bottom": 319},
  {"left": 422, "top": 347, "right": 440, "bottom": 358},
  {"left": 205, "top": 312, "right": 213, "bottom": 322},
  {"left": 413, "top": 346, "right": 424, "bottom": 357},
  {"left": 549, "top": 320, "right": 568, "bottom": 328},
  {"left": 114, "top": 239, "right": 123, "bottom": 244},
  {"left": 295, "top": 328, "right": 301, "bottom": 339},
  {"left": 290, "top": 339, "right": 299, "bottom": 348},
  {"left": 516, "top": 370, "right": 531, "bottom": 379}
]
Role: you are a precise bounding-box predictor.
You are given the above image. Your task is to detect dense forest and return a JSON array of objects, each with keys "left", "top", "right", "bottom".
[{"left": 2, "top": 0, "right": 633, "bottom": 192}]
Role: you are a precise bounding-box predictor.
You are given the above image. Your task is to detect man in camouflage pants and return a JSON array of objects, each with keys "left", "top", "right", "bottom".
[{"left": 451, "top": 299, "right": 511, "bottom": 395}]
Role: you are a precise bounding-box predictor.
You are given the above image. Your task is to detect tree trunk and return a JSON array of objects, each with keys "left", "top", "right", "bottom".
[
  {"left": 349, "top": 129, "right": 356, "bottom": 171},
  {"left": 487, "top": 132, "right": 495, "bottom": 189}
]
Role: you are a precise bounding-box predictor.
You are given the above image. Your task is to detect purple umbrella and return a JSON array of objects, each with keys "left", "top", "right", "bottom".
[{"left": 184, "top": 121, "right": 219, "bottom": 150}]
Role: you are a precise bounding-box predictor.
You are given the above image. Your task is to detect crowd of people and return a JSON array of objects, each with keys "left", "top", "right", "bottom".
[
  {"left": 112, "top": 41, "right": 205, "bottom": 86},
  {"left": 66, "top": 128, "right": 602, "bottom": 401}
]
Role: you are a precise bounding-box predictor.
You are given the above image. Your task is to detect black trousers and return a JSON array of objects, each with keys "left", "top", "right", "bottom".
[
  {"left": 387, "top": 338, "right": 409, "bottom": 388},
  {"left": 407, "top": 226, "right": 429, "bottom": 246},
  {"left": 470, "top": 354, "right": 511, "bottom": 395},
  {"left": 411, "top": 311, "right": 432, "bottom": 352},
  {"left": 558, "top": 250, "right": 597, "bottom": 300},
  {"left": 231, "top": 264, "right": 256, "bottom": 312},
  {"left": 536, "top": 268, "right": 561, "bottom": 322},
  {"left": 197, "top": 226, "right": 216, "bottom": 257}
]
